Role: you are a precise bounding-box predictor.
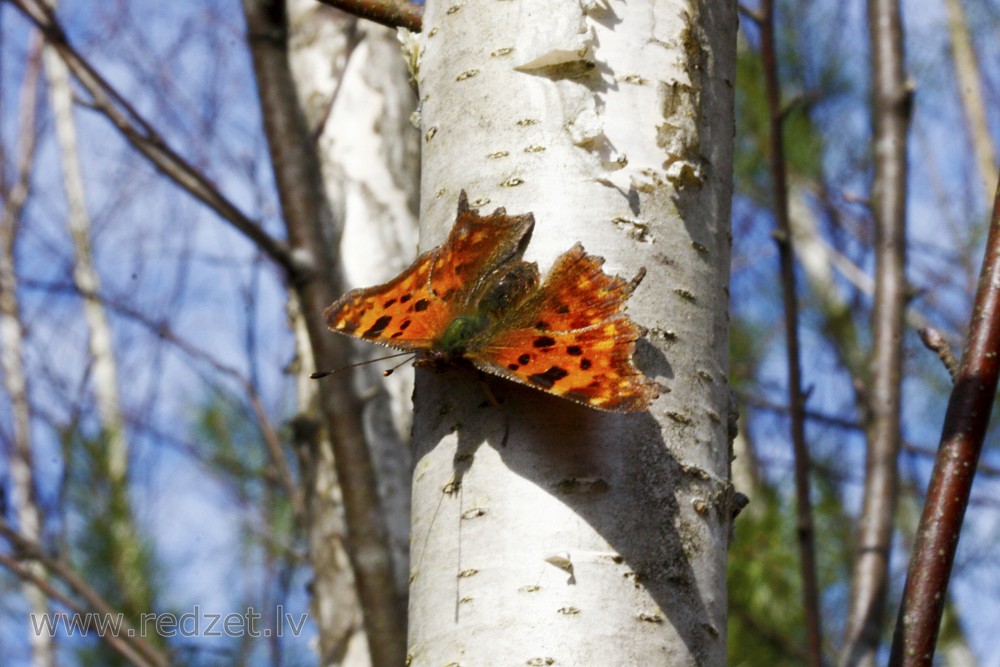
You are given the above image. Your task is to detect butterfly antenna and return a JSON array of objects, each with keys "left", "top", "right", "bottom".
[
  {"left": 383, "top": 354, "right": 417, "bottom": 377},
  {"left": 310, "top": 351, "right": 414, "bottom": 379}
]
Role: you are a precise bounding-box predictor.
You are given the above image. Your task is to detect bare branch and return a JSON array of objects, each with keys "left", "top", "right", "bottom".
[
  {"left": 315, "top": 0, "right": 423, "bottom": 32},
  {"left": 22, "top": 276, "right": 307, "bottom": 522},
  {"left": 918, "top": 328, "right": 960, "bottom": 381},
  {"left": 889, "top": 174, "right": 1000, "bottom": 667},
  {"left": 241, "top": 1, "right": 406, "bottom": 663},
  {"left": 0, "top": 553, "right": 160, "bottom": 667},
  {"left": 8, "top": 0, "right": 298, "bottom": 278},
  {"left": 0, "top": 520, "right": 168, "bottom": 667},
  {"left": 759, "top": 1, "right": 824, "bottom": 663},
  {"left": 736, "top": 3, "right": 763, "bottom": 26},
  {"left": 840, "top": 0, "right": 911, "bottom": 663}
]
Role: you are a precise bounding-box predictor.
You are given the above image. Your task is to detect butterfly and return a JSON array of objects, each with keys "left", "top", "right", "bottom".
[{"left": 323, "top": 192, "right": 660, "bottom": 412}]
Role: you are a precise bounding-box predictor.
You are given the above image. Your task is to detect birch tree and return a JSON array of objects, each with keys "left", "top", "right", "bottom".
[
  {"left": 405, "top": 1, "right": 735, "bottom": 663},
  {"left": 285, "top": 1, "right": 419, "bottom": 663},
  {"left": 44, "top": 22, "right": 154, "bottom": 626},
  {"left": 0, "top": 33, "right": 55, "bottom": 667}
]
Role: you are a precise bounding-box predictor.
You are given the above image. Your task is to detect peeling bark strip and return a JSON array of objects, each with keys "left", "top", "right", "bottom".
[{"left": 408, "top": 0, "right": 734, "bottom": 665}]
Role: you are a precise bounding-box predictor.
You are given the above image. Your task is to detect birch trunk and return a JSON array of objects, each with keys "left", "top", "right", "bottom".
[
  {"left": 945, "top": 0, "right": 997, "bottom": 206},
  {"left": 0, "top": 35, "right": 54, "bottom": 667},
  {"left": 407, "top": 1, "right": 735, "bottom": 664},
  {"left": 43, "top": 33, "right": 152, "bottom": 619},
  {"left": 285, "top": 2, "right": 418, "bottom": 664},
  {"left": 44, "top": 15, "right": 129, "bottom": 487}
]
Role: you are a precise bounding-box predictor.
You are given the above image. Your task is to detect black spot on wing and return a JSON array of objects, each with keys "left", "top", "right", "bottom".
[
  {"left": 508, "top": 363, "right": 519, "bottom": 371},
  {"left": 414, "top": 298, "right": 430, "bottom": 312},
  {"left": 400, "top": 294, "right": 412, "bottom": 303},
  {"left": 580, "top": 358, "right": 592, "bottom": 370},
  {"left": 567, "top": 345, "right": 582, "bottom": 355},
  {"left": 399, "top": 319, "right": 411, "bottom": 330},
  {"left": 528, "top": 366, "right": 569, "bottom": 389},
  {"left": 517, "top": 353, "right": 531, "bottom": 365},
  {"left": 363, "top": 315, "right": 393, "bottom": 339},
  {"left": 533, "top": 336, "right": 556, "bottom": 349},
  {"left": 383, "top": 298, "right": 397, "bottom": 308}
]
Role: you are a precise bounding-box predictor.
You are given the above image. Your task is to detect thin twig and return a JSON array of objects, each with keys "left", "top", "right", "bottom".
[
  {"left": 739, "top": 392, "right": 1000, "bottom": 480},
  {"left": 889, "top": 174, "right": 1000, "bottom": 667},
  {"left": 316, "top": 0, "right": 423, "bottom": 32},
  {"left": 22, "top": 276, "right": 307, "bottom": 523},
  {"left": 736, "top": 3, "right": 763, "bottom": 26},
  {"left": 759, "top": 1, "right": 824, "bottom": 664},
  {"left": 0, "top": 553, "right": 159, "bottom": 667},
  {"left": 840, "top": 0, "right": 911, "bottom": 663},
  {"left": 902, "top": 441, "right": 1000, "bottom": 480},
  {"left": 241, "top": 1, "right": 407, "bottom": 664},
  {"left": 10, "top": 0, "right": 308, "bottom": 527},
  {"left": 918, "top": 328, "right": 960, "bottom": 381},
  {"left": 8, "top": 0, "right": 297, "bottom": 278},
  {"left": 0, "top": 521, "right": 168, "bottom": 667}
]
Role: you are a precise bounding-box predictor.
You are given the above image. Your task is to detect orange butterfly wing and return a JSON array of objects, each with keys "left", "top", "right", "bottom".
[
  {"left": 324, "top": 192, "right": 534, "bottom": 351},
  {"left": 466, "top": 245, "right": 660, "bottom": 412}
]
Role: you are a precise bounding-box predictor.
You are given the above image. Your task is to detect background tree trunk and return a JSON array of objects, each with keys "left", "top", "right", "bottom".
[
  {"left": 285, "top": 2, "right": 419, "bottom": 663},
  {"left": 0, "top": 34, "right": 54, "bottom": 667},
  {"left": 406, "top": 1, "right": 735, "bottom": 664},
  {"left": 241, "top": 0, "right": 409, "bottom": 662}
]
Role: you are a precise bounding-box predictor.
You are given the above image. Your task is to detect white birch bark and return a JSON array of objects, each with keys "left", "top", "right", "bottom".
[
  {"left": 43, "top": 38, "right": 152, "bottom": 616},
  {"left": 286, "top": 3, "right": 419, "bottom": 664},
  {"left": 408, "top": 1, "right": 735, "bottom": 664},
  {"left": 0, "top": 35, "right": 54, "bottom": 667},
  {"left": 44, "top": 41, "right": 129, "bottom": 483},
  {"left": 0, "top": 243, "right": 54, "bottom": 667},
  {"left": 945, "top": 0, "right": 997, "bottom": 206},
  {"left": 289, "top": 291, "right": 372, "bottom": 667}
]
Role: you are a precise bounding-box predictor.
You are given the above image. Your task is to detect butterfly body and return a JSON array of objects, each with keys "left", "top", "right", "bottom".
[{"left": 325, "top": 192, "right": 660, "bottom": 412}]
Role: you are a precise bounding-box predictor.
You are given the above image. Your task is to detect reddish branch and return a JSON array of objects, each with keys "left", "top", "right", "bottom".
[
  {"left": 889, "top": 176, "right": 1000, "bottom": 666},
  {"left": 241, "top": 1, "right": 407, "bottom": 665},
  {"left": 757, "top": 2, "right": 824, "bottom": 664},
  {"left": 316, "top": 0, "right": 423, "bottom": 32},
  {"left": 840, "top": 0, "right": 911, "bottom": 664}
]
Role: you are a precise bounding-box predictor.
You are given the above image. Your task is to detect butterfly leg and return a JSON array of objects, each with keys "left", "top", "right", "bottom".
[{"left": 476, "top": 372, "right": 510, "bottom": 447}]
